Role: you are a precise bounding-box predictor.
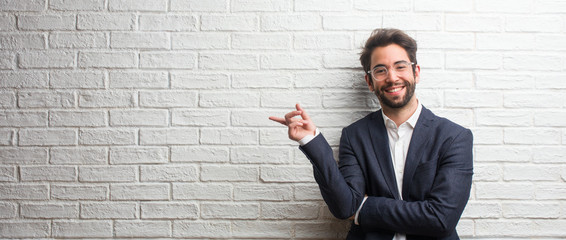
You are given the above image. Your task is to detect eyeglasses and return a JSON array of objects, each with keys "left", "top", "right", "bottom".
[{"left": 367, "top": 61, "right": 415, "bottom": 82}]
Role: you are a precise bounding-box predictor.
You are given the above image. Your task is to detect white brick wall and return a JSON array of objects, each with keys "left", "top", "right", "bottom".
[{"left": 0, "top": 0, "right": 565, "bottom": 238}]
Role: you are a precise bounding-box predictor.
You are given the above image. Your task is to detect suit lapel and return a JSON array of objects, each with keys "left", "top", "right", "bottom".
[
  {"left": 402, "top": 107, "right": 434, "bottom": 199},
  {"left": 368, "top": 110, "right": 400, "bottom": 200}
]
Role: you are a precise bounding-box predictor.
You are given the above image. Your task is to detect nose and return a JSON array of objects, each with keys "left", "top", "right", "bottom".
[{"left": 384, "top": 68, "right": 400, "bottom": 82}]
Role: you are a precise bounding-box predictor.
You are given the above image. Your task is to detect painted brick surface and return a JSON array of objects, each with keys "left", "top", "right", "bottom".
[{"left": 1, "top": 0, "right": 565, "bottom": 239}]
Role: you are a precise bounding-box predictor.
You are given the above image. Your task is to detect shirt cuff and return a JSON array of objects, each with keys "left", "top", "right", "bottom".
[
  {"left": 354, "top": 196, "right": 369, "bottom": 225},
  {"left": 298, "top": 128, "right": 320, "bottom": 146}
]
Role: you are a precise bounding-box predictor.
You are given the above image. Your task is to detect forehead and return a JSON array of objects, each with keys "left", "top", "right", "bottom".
[{"left": 370, "top": 44, "right": 410, "bottom": 67}]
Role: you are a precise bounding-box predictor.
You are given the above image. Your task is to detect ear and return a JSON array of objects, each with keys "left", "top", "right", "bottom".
[
  {"left": 365, "top": 74, "right": 374, "bottom": 92},
  {"left": 414, "top": 64, "right": 421, "bottom": 84}
]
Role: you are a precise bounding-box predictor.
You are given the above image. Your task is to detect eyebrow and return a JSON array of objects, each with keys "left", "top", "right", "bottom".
[{"left": 371, "top": 60, "right": 410, "bottom": 70}]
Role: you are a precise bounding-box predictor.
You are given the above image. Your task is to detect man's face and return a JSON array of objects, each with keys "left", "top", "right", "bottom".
[{"left": 365, "top": 44, "right": 420, "bottom": 110}]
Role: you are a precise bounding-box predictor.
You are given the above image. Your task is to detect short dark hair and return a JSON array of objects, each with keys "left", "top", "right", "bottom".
[{"left": 359, "top": 28, "right": 418, "bottom": 75}]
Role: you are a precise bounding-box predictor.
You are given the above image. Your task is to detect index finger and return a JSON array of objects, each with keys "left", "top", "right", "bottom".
[{"left": 295, "top": 103, "right": 311, "bottom": 121}]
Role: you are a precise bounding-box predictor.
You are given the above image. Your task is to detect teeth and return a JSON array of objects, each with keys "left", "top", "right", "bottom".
[{"left": 386, "top": 87, "right": 402, "bottom": 93}]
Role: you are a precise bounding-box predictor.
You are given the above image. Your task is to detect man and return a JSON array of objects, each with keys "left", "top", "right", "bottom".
[{"left": 269, "top": 28, "right": 473, "bottom": 239}]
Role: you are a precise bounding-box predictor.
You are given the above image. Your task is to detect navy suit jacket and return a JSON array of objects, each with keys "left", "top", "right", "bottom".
[{"left": 300, "top": 106, "right": 473, "bottom": 240}]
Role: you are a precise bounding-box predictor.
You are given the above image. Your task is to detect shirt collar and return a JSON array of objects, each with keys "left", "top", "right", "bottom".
[{"left": 381, "top": 101, "right": 422, "bottom": 129}]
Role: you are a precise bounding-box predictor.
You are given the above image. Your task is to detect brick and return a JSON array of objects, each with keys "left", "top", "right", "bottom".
[
  {"left": 172, "top": 109, "right": 230, "bottom": 126},
  {"left": 232, "top": 0, "right": 290, "bottom": 11},
  {"left": 294, "top": 221, "right": 349, "bottom": 239},
  {"left": 472, "top": 127, "right": 503, "bottom": 145},
  {"left": 18, "top": 91, "right": 75, "bottom": 108},
  {"left": 294, "top": 72, "right": 366, "bottom": 89},
  {"left": 456, "top": 220, "right": 473, "bottom": 237},
  {"left": 0, "top": 52, "right": 15, "bottom": 69},
  {"left": 261, "top": 53, "right": 321, "bottom": 70},
  {"left": 140, "top": 52, "right": 196, "bottom": 69},
  {"left": 172, "top": 33, "right": 229, "bottom": 50},
  {"left": 232, "top": 220, "right": 292, "bottom": 238},
  {"left": 536, "top": 34, "right": 566, "bottom": 51},
  {"left": 78, "top": 13, "right": 136, "bottom": 30},
  {"left": 0, "top": 166, "right": 16, "bottom": 181},
  {"left": 504, "top": 53, "right": 562, "bottom": 71},
  {"left": 140, "top": 128, "right": 199, "bottom": 145},
  {"left": 0, "top": 33, "right": 45, "bottom": 49},
  {"left": 109, "top": 109, "right": 168, "bottom": 126},
  {"left": 502, "top": 202, "right": 561, "bottom": 218},
  {"left": 49, "top": 32, "right": 107, "bottom": 49},
  {"left": 173, "top": 221, "right": 231, "bottom": 238},
  {"left": 0, "top": 72, "right": 48, "bottom": 88},
  {"left": 0, "top": 202, "right": 17, "bottom": 218},
  {"left": 535, "top": 111, "right": 566, "bottom": 127},
  {"left": 477, "top": 220, "right": 566, "bottom": 237},
  {"left": 0, "top": 221, "right": 50, "bottom": 238},
  {"left": 51, "top": 146, "right": 106, "bottom": 166},
  {"left": 110, "top": 71, "right": 168, "bottom": 89},
  {"left": 504, "top": 164, "right": 560, "bottom": 181},
  {"left": 171, "top": 72, "right": 229, "bottom": 89},
  {"left": 201, "top": 15, "right": 258, "bottom": 31},
  {"left": 109, "top": 0, "right": 167, "bottom": 11},
  {"left": 49, "top": 0, "right": 104, "bottom": 10},
  {"left": 78, "top": 51, "right": 137, "bottom": 68},
  {"left": 322, "top": 91, "right": 375, "bottom": 108},
  {"left": 294, "top": 184, "right": 323, "bottom": 200},
  {"left": 475, "top": 73, "right": 534, "bottom": 90},
  {"left": 536, "top": 0, "right": 566, "bottom": 13},
  {"left": 53, "top": 220, "right": 112, "bottom": 238},
  {"left": 474, "top": 146, "right": 531, "bottom": 162},
  {"left": 231, "top": 146, "right": 292, "bottom": 164},
  {"left": 415, "top": 0, "right": 472, "bottom": 12},
  {"left": 200, "top": 53, "right": 258, "bottom": 70},
  {"left": 140, "top": 90, "right": 197, "bottom": 107},
  {"left": 0, "top": 0, "right": 46, "bottom": 11},
  {"left": 261, "top": 166, "right": 314, "bottom": 183},
  {"left": 173, "top": 183, "right": 232, "bottom": 200},
  {"left": 0, "top": 15, "right": 16, "bottom": 31},
  {"left": 21, "top": 203, "right": 78, "bottom": 219},
  {"left": 355, "top": 0, "right": 411, "bottom": 11},
  {"left": 19, "top": 129, "right": 76, "bottom": 146},
  {"left": 201, "top": 165, "right": 258, "bottom": 182},
  {"left": 323, "top": 15, "right": 382, "bottom": 30},
  {"left": 140, "top": 14, "right": 197, "bottom": 31},
  {"left": 51, "top": 184, "right": 107, "bottom": 200},
  {"left": 504, "top": 128, "right": 561, "bottom": 145},
  {"left": 50, "top": 71, "right": 105, "bottom": 89},
  {"left": 234, "top": 184, "right": 292, "bottom": 201},
  {"left": 79, "top": 128, "right": 137, "bottom": 145},
  {"left": 171, "top": 0, "right": 228, "bottom": 11},
  {"left": 171, "top": 146, "right": 229, "bottom": 163},
  {"left": 0, "top": 129, "right": 13, "bottom": 146},
  {"left": 323, "top": 51, "right": 361, "bottom": 69},
  {"left": 232, "top": 72, "right": 291, "bottom": 89},
  {"left": 261, "top": 202, "right": 319, "bottom": 219},
  {"left": 261, "top": 14, "right": 321, "bottom": 31},
  {"left": 295, "top": 0, "right": 351, "bottom": 11},
  {"left": 417, "top": 32, "right": 474, "bottom": 49},
  {"left": 18, "top": 14, "right": 75, "bottom": 30},
  {"left": 261, "top": 90, "right": 321, "bottom": 108},
  {"left": 110, "top": 147, "right": 168, "bottom": 164},
  {"left": 20, "top": 166, "right": 76, "bottom": 181},
  {"left": 537, "top": 183, "right": 566, "bottom": 200},
  {"left": 444, "top": 90, "right": 502, "bottom": 108},
  {"left": 476, "top": 182, "right": 534, "bottom": 200},
  {"left": 0, "top": 91, "right": 15, "bottom": 108},
  {"left": 383, "top": 13, "right": 441, "bottom": 31},
  {"left": 110, "top": 32, "right": 169, "bottom": 49},
  {"left": 233, "top": 33, "right": 291, "bottom": 49},
  {"left": 260, "top": 128, "right": 298, "bottom": 146},
  {"left": 294, "top": 33, "right": 351, "bottom": 50},
  {"left": 446, "top": 15, "right": 503, "bottom": 32},
  {"left": 476, "top": 110, "right": 532, "bottom": 127},
  {"left": 532, "top": 146, "right": 566, "bottom": 163},
  {"left": 417, "top": 50, "right": 443, "bottom": 69},
  {"left": 79, "top": 166, "right": 137, "bottom": 182},
  {"left": 141, "top": 165, "right": 198, "bottom": 182},
  {"left": 141, "top": 202, "right": 198, "bottom": 219},
  {"left": 0, "top": 184, "right": 48, "bottom": 200},
  {"left": 81, "top": 202, "right": 138, "bottom": 219},
  {"left": 115, "top": 220, "right": 171, "bottom": 237},
  {"left": 49, "top": 110, "right": 106, "bottom": 127},
  {"left": 201, "top": 203, "right": 258, "bottom": 219},
  {"left": 200, "top": 91, "right": 259, "bottom": 107},
  {"left": 506, "top": 16, "right": 562, "bottom": 32},
  {"left": 446, "top": 52, "right": 501, "bottom": 70},
  {"left": 111, "top": 184, "right": 169, "bottom": 200},
  {"left": 476, "top": 0, "right": 534, "bottom": 13},
  {"left": 200, "top": 128, "right": 258, "bottom": 145},
  {"left": 0, "top": 147, "right": 47, "bottom": 165}
]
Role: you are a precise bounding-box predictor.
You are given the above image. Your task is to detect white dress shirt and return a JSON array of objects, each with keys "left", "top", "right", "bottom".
[{"left": 299, "top": 102, "right": 422, "bottom": 240}]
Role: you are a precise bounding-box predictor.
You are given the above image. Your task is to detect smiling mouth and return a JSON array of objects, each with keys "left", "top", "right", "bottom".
[{"left": 385, "top": 86, "right": 404, "bottom": 93}]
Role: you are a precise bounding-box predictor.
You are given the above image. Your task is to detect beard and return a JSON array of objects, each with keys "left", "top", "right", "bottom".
[{"left": 374, "top": 78, "right": 416, "bottom": 109}]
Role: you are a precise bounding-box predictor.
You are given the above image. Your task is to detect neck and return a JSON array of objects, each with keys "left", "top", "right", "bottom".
[{"left": 381, "top": 98, "right": 419, "bottom": 127}]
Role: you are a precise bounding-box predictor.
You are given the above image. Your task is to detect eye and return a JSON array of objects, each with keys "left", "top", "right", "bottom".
[{"left": 373, "top": 67, "right": 386, "bottom": 75}]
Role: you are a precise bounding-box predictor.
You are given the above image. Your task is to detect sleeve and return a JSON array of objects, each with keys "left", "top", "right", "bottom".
[
  {"left": 357, "top": 128, "right": 474, "bottom": 237},
  {"left": 299, "top": 128, "right": 366, "bottom": 219}
]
